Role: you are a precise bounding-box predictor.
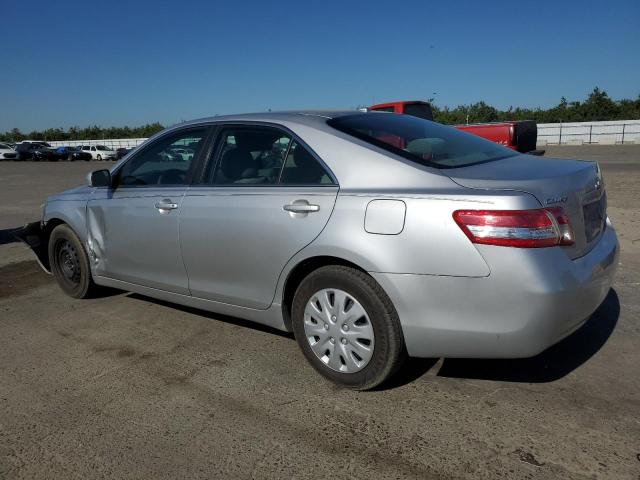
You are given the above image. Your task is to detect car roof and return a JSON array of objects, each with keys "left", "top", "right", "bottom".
[{"left": 176, "top": 110, "right": 360, "bottom": 129}]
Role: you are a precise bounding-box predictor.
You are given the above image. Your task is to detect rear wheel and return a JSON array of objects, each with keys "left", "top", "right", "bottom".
[
  {"left": 96, "top": 154, "right": 102, "bottom": 161},
  {"left": 292, "top": 265, "right": 406, "bottom": 390},
  {"left": 49, "top": 224, "right": 99, "bottom": 298}
]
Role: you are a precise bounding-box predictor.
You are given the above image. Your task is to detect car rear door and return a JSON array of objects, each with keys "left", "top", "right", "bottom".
[
  {"left": 179, "top": 124, "right": 338, "bottom": 309},
  {"left": 86, "top": 126, "right": 212, "bottom": 294}
]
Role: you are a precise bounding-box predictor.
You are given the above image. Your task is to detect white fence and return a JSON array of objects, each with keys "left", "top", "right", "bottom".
[
  {"left": 45, "top": 138, "right": 147, "bottom": 149},
  {"left": 537, "top": 120, "right": 640, "bottom": 145}
]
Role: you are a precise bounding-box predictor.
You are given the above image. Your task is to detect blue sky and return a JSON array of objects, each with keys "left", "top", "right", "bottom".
[{"left": 2, "top": 0, "right": 639, "bottom": 131}]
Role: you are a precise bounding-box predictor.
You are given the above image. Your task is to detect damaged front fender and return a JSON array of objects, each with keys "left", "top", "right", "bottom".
[{"left": 12, "top": 221, "right": 51, "bottom": 274}]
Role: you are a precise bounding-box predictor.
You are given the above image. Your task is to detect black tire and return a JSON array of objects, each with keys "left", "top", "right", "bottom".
[
  {"left": 48, "top": 224, "right": 99, "bottom": 299},
  {"left": 291, "top": 265, "right": 406, "bottom": 390},
  {"left": 96, "top": 154, "right": 102, "bottom": 161}
]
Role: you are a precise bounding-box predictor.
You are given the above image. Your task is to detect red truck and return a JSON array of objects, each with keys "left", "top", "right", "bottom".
[{"left": 368, "top": 101, "right": 541, "bottom": 154}]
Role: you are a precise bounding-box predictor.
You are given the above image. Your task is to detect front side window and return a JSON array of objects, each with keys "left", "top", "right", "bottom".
[
  {"left": 329, "top": 113, "right": 516, "bottom": 168},
  {"left": 118, "top": 128, "right": 207, "bottom": 186},
  {"left": 207, "top": 127, "right": 291, "bottom": 185},
  {"left": 96, "top": 145, "right": 108, "bottom": 151}
]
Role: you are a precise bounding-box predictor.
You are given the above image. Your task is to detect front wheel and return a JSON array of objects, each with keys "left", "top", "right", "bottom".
[
  {"left": 96, "top": 154, "right": 102, "bottom": 161},
  {"left": 292, "top": 265, "right": 406, "bottom": 390},
  {"left": 49, "top": 224, "right": 99, "bottom": 298}
]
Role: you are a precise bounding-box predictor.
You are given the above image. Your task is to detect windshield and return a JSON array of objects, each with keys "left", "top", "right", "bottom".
[{"left": 328, "top": 113, "right": 517, "bottom": 169}]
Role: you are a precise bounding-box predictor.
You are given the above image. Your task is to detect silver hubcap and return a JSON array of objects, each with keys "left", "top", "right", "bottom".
[{"left": 304, "top": 288, "right": 375, "bottom": 373}]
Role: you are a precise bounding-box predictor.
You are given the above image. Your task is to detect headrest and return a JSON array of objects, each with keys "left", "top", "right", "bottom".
[{"left": 220, "top": 147, "right": 257, "bottom": 181}]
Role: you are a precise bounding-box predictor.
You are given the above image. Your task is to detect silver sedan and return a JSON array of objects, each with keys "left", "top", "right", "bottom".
[{"left": 17, "top": 111, "right": 619, "bottom": 389}]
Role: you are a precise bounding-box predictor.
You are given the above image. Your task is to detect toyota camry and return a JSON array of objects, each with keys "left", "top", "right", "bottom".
[{"left": 17, "top": 111, "right": 619, "bottom": 389}]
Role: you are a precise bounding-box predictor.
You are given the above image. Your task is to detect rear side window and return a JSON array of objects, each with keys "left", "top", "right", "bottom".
[
  {"left": 204, "top": 126, "right": 334, "bottom": 186},
  {"left": 328, "top": 113, "right": 517, "bottom": 169},
  {"left": 280, "top": 141, "right": 333, "bottom": 185},
  {"left": 207, "top": 127, "right": 292, "bottom": 185}
]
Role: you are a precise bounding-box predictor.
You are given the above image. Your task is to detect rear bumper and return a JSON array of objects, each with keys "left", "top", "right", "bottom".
[{"left": 371, "top": 221, "right": 619, "bottom": 358}]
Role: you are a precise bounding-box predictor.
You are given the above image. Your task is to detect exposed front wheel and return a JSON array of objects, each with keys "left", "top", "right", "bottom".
[
  {"left": 49, "top": 224, "right": 99, "bottom": 298},
  {"left": 292, "top": 266, "right": 406, "bottom": 390}
]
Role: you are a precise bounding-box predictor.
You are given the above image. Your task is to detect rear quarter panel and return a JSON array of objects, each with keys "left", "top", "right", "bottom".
[{"left": 283, "top": 189, "right": 542, "bottom": 278}]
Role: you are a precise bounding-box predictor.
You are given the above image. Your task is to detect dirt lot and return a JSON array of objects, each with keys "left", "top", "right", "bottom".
[{"left": 1, "top": 147, "right": 639, "bottom": 479}]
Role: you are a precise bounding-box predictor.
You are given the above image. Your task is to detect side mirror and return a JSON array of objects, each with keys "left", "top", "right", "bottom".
[{"left": 89, "top": 169, "right": 112, "bottom": 188}]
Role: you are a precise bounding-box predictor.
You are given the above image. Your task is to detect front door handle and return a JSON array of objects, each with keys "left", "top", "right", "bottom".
[
  {"left": 283, "top": 203, "right": 320, "bottom": 213},
  {"left": 155, "top": 199, "right": 178, "bottom": 212}
]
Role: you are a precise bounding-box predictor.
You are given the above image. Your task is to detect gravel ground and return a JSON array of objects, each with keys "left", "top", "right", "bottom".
[{"left": 1, "top": 147, "right": 639, "bottom": 479}]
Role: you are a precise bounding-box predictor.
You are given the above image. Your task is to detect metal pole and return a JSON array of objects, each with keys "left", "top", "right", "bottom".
[
  {"left": 622, "top": 124, "right": 626, "bottom": 144},
  {"left": 589, "top": 125, "right": 593, "bottom": 144},
  {"left": 559, "top": 123, "right": 562, "bottom": 145}
]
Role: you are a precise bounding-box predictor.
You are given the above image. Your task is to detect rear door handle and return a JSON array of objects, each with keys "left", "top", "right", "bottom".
[
  {"left": 283, "top": 203, "right": 320, "bottom": 213},
  {"left": 155, "top": 199, "right": 178, "bottom": 211}
]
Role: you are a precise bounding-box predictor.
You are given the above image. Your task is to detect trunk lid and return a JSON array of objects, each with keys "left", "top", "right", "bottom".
[{"left": 445, "top": 155, "right": 606, "bottom": 259}]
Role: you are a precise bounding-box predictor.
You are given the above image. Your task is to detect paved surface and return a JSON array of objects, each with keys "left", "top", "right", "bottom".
[{"left": 1, "top": 147, "right": 639, "bottom": 479}]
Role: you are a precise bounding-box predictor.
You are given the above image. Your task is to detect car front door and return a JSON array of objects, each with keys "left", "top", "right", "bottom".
[
  {"left": 179, "top": 125, "right": 338, "bottom": 309},
  {"left": 87, "top": 126, "right": 211, "bottom": 294}
]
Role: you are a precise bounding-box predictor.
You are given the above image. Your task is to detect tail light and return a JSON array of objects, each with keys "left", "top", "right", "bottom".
[{"left": 453, "top": 208, "right": 575, "bottom": 248}]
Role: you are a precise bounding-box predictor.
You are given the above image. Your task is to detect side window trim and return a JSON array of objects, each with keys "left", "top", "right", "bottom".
[
  {"left": 275, "top": 138, "right": 294, "bottom": 184},
  {"left": 196, "top": 121, "right": 338, "bottom": 187},
  {"left": 112, "top": 125, "right": 214, "bottom": 189}
]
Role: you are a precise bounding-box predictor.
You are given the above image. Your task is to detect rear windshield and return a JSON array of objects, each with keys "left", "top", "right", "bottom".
[{"left": 328, "top": 113, "right": 517, "bottom": 168}]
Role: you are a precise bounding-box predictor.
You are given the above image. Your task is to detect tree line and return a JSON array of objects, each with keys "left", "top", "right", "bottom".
[
  {"left": 432, "top": 88, "right": 640, "bottom": 125},
  {"left": 1, "top": 88, "right": 638, "bottom": 143},
  {"left": 0, "top": 123, "right": 165, "bottom": 143}
]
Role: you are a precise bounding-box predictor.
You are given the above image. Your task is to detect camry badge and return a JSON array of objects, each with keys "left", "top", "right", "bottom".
[{"left": 546, "top": 196, "right": 568, "bottom": 205}]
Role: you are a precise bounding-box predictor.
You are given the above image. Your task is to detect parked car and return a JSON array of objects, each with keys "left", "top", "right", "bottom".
[
  {"left": 369, "top": 100, "right": 542, "bottom": 154},
  {"left": 15, "top": 141, "right": 51, "bottom": 160},
  {"left": 15, "top": 111, "right": 618, "bottom": 390},
  {"left": 56, "top": 146, "right": 93, "bottom": 161},
  {"left": 79, "top": 145, "right": 116, "bottom": 161},
  {"left": 0, "top": 142, "right": 18, "bottom": 160},
  {"left": 115, "top": 147, "right": 134, "bottom": 160},
  {"left": 33, "top": 148, "right": 63, "bottom": 161}
]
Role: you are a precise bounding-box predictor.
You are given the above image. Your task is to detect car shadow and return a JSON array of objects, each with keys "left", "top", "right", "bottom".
[
  {"left": 434, "top": 288, "right": 620, "bottom": 383},
  {"left": 373, "top": 357, "right": 441, "bottom": 391},
  {"left": 0, "top": 228, "right": 19, "bottom": 245},
  {"left": 128, "top": 289, "right": 619, "bottom": 389},
  {"left": 126, "top": 293, "right": 294, "bottom": 340}
]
